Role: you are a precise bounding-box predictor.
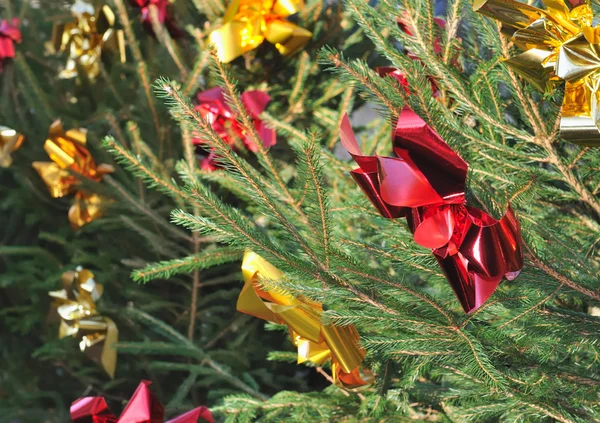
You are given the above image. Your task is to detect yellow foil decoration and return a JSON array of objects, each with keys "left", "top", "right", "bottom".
[
  {"left": 475, "top": 0, "right": 600, "bottom": 145},
  {"left": 52, "top": 0, "right": 126, "bottom": 81},
  {"left": 238, "top": 251, "right": 370, "bottom": 389},
  {"left": 32, "top": 120, "right": 114, "bottom": 229},
  {"left": 0, "top": 126, "right": 24, "bottom": 167},
  {"left": 210, "top": 0, "right": 312, "bottom": 63},
  {"left": 49, "top": 267, "right": 118, "bottom": 378}
]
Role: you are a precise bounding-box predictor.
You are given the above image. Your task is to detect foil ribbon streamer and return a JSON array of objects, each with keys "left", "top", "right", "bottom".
[
  {"left": 130, "top": 0, "right": 183, "bottom": 38},
  {"left": 52, "top": 0, "right": 126, "bottom": 81},
  {"left": 70, "top": 380, "right": 214, "bottom": 422},
  {"left": 474, "top": 0, "right": 600, "bottom": 146},
  {"left": 0, "top": 125, "right": 24, "bottom": 167},
  {"left": 0, "top": 18, "right": 21, "bottom": 69},
  {"left": 210, "top": 0, "right": 312, "bottom": 63},
  {"left": 32, "top": 120, "right": 114, "bottom": 228},
  {"left": 194, "top": 87, "right": 276, "bottom": 170},
  {"left": 238, "top": 251, "right": 370, "bottom": 389},
  {"left": 49, "top": 267, "right": 118, "bottom": 378},
  {"left": 340, "top": 109, "right": 523, "bottom": 313}
]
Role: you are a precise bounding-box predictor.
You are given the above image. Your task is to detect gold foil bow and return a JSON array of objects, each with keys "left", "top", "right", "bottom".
[
  {"left": 0, "top": 125, "right": 24, "bottom": 167},
  {"left": 210, "top": 0, "right": 312, "bottom": 63},
  {"left": 49, "top": 267, "right": 118, "bottom": 378},
  {"left": 52, "top": 0, "right": 126, "bottom": 81},
  {"left": 32, "top": 120, "right": 114, "bottom": 229},
  {"left": 475, "top": 0, "right": 600, "bottom": 145},
  {"left": 238, "top": 251, "right": 370, "bottom": 389}
]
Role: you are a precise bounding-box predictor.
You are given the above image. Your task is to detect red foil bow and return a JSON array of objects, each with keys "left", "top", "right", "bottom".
[
  {"left": 0, "top": 18, "right": 21, "bottom": 68},
  {"left": 194, "top": 86, "right": 276, "bottom": 170},
  {"left": 130, "top": 0, "right": 182, "bottom": 38},
  {"left": 340, "top": 110, "right": 523, "bottom": 313},
  {"left": 70, "top": 380, "right": 214, "bottom": 423}
]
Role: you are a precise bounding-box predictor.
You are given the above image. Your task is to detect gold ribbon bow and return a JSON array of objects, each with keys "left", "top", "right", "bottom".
[
  {"left": 52, "top": 0, "right": 125, "bottom": 81},
  {"left": 210, "top": 0, "right": 312, "bottom": 63},
  {"left": 238, "top": 251, "right": 370, "bottom": 389},
  {"left": 49, "top": 267, "right": 118, "bottom": 378},
  {"left": 475, "top": 0, "right": 600, "bottom": 145},
  {"left": 32, "top": 120, "right": 114, "bottom": 228},
  {"left": 0, "top": 126, "right": 24, "bottom": 167}
]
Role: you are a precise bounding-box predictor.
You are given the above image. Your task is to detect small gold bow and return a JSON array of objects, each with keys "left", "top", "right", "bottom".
[
  {"left": 49, "top": 267, "right": 118, "bottom": 378},
  {"left": 238, "top": 251, "right": 370, "bottom": 389},
  {"left": 32, "top": 120, "right": 114, "bottom": 229},
  {"left": 210, "top": 0, "right": 312, "bottom": 63},
  {"left": 52, "top": 0, "right": 126, "bottom": 81},
  {"left": 0, "top": 126, "right": 24, "bottom": 167},
  {"left": 475, "top": 0, "right": 600, "bottom": 145}
]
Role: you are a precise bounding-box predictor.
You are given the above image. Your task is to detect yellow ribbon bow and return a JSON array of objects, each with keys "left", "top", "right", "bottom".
[
  {"left": 52, "top": 0, "right": 126, "bottom": 81},
  {"left": 475, "top": 0, "right": 600, "bottom": 145},
  {"left": 238, "top": 251, "right": 370, "bottom": 389},
  {"left": 0, "top": 126, "right": 24, "bottom": 167},
  {"left": 32, "top": 120, "right": 114, "bottom": 229},
  {"left": 49, "top": 267, "right": 118, "bottom": 378},
  {"left": 210, "top": 0, "right": 312, "bottom": 63}
]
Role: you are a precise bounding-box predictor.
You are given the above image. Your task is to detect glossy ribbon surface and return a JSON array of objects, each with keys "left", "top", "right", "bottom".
[
  {"left": 70, "top": 380, "right": 214, "bottom": 422},
  {"left": 0, "top": 18, "right": 21, "bottom": 67},
  {"left": 340, "top": 109, "right": 523, "bottom": 313},
  {"left": 53, "top": 0, "right": 125, "bottom": 81},
  {"left": 210, "top": 0, "right": 312, "bottom": 63},
  {"left": 0, "top": 125, "right": 24, "bottom": 167},
  {"left": 130, "top": 0, "right": 182, "bottom": 38},
  {"left": 32, "top": 120, "right": 114, "bottom": 228},
  {"left": 475, "top": 0, "right": 600, "bottom": 145},
  {"left": 238, "top": 251, "right": 370, "bottom": 389},
  {"left": 49, "top": 267, "right": 118, "bottom": 378},
  {"left": 194, "top": 87, "right": 275, "bottom": 170}
]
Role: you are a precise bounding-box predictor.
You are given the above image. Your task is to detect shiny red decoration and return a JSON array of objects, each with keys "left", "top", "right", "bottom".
[
  {"left": 70, "top": 380, "right": 214, "bottom": 423},
  {"left": 0, "top": 18, "right": 21, "bottom": 69},
  {"left": 130, "top": 0, "right": 182, "bottom": 38},
  {"left": 340, "top": 109, "right": 523, "bottom": 313},
  {"left": 194, "top": 86, "right": 276, "bottom": 170}
]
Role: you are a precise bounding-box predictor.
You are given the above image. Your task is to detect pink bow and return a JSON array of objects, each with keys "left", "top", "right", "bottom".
[
  {"left": 340, "top": 109, "right": 523, "bottom": 313},
  {"left": 130, "top": 0, "right": 182, "bottom": 38},
  {"left": 70, "top": 381, "right": 214, "bottom": 423},
  {"left": 0, "top": 18, "right": 21, "bottom": 67}
]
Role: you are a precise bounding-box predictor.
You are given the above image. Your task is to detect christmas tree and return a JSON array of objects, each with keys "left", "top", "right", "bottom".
[{"left": 2, "top": 0, "right": 600, "bottom": 422}]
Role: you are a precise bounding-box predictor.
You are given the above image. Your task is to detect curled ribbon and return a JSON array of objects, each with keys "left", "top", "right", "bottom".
[
  {"left": 0, "top": 125, "right": 24, "bottom": 167},
  {"left": 49, "top": 267, "right": 118, "bottom": 378},
  {"left": 32, "top": 120, "right": 114, "bottom": 228},
  {"left": 130, "top": 0, "right": 183, "bottom": 38},
  {"left": 52, "top": 0, "right": 126, "bottom": 81},
  {"left": 70, "top": 380, "right": 214, "bottom": 422},
  {"left": 0, "top": 18, "right": 21, "bottom": 69},
  {"left": 340, "top": 110, "right": 523, "bottom": 313},
  {"left": 238, "top": 251, "right": 370, "bottom": 389},
  {"left": 194, "top": 87, "right": 275, "bottom": 170},
  {"left": 210, "top": 0, "right": 312, "bottom": 63},
  {"left": 474, "top": 0, "right": 600, "bottom": 145}
]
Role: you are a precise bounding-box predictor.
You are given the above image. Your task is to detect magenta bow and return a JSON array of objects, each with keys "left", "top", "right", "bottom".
[
  {"left": 70, "top": 380, "right": 214, "bottom": 423},
  {"left": 340, "top": 109, "right": 523, "bottom": 313},
  {"left": 130, "top": 0, "right": 182, "bottom": 38},
  {"left": 194, "top": 86, "right": 276, "bottom": 170},
  {"left": 0, "top": 18, "right": 21, "bottom": 68}
]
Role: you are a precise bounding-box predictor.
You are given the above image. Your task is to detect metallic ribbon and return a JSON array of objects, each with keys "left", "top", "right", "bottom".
[
  {"left": 49, "top": 267, "right": 118, "bottom": 378},
  {"left": 0, "top": 125, "right": 24, "bottom": 167},
  {"left": 474, "top": 0, "right": 600, "bottom": 145},
  {"left": 210, "top": 0, "right": 312, "bottom": 63},
  {"left": 340, "top": 109, "right": 524, "bottom": 313},
  {"left": 130, "top": 0, "right": 183, "bottom": 38},
  {"left": 194, "top": 87, "right": 276, "bottom": 170},
  {"left": 52, "top": 0, "right": 126, "bottom": 81},
  {"left": 0, "top": 18, "right": 21, "bottom": 66},
  {"left": 70, "top": 380, "right": 214, "bottom": 423},
  {"left": 32, "top": 120, "right": 114, "bottom": 228},
  {"left": 238, "top": 251, "right": 370, "bottom": 389}
]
